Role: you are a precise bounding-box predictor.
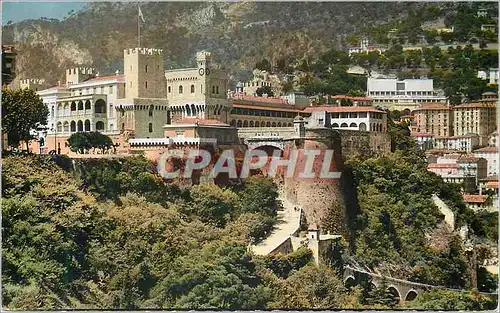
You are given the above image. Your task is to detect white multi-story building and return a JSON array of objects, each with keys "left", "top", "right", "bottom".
[
  {"left": 367, "top": 78, "right": 447, "bottom": 111},
  {"left": 304, "top": 106, "right": 387, "bottom": 132},
  {"left": 427, "top": 154, "right": 487, "bottom": 185},
  {"left": 433, "top": 134, "right": 480, "bottom": 152},
  {"left": 477, "top": 68, "right": 499, "bottom": 85},
  {"left": 32, "top": 47, "right": 169, "bottom": 154},
  {"left": 473, "top": 146, "right": 499, "bottom": 177}
]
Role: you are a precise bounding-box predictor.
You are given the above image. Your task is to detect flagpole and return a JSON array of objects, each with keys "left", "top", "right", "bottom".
[{"left": 137, "top": 4, "right": 141, "bottom": 48}]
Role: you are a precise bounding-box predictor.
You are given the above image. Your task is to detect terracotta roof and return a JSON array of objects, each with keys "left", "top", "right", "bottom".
[
  {"left": 487, "top": 181, "right": 499, "bottom": 189},
  {"left": 428, "top": 163, "right": 459, "bottom": 169},
  {"left": 331, "top": 95, "right": 372, "bottom": 101},
  {"left": 480, "top": 175, "right": 498, "bottom": 182},
  {"left": 458, "top": 155, "right": 481, "bottom": 162},
  {"left": 474, "top": 146, "right": 498, "bottom": 153},
  {"left": 400, "top": 115, "right": 414, "bottom": 119},
  {"left": 462, "top": 194, "right": 489, "bottom": 203},
  {"left": 304, "top": 106, "right": 385, "bottom": 113},
  {"left": 453, "top": 102, "right": 496, "bottom": 109},
  {"left": 84, "top": 74, "right": 125, "bottom": 83},
  {"left": 232, "top": 94, "right": 288, "bottom": 104},
  {"left": 232, "top": 103, "right": 303, "bottom": 113},
  {"left": 426, "top": 148, "right": 462, "bottom": 154},
  {"left": 411, "top": 132, "right": 433, "bottom": 137},
  {"left": 174, "top": 118, "right": 230, "bottom": 126},
  {"left": 413, "top": 104, "right": 451, "bottom": 111}
]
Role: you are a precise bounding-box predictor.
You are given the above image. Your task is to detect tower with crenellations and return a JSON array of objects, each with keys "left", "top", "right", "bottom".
[
  {"left": 123, "top": 47, "right": 165, "bottom": 99},
  {"left": 66, "top": 67, "right": 95, "bottom": 86}
]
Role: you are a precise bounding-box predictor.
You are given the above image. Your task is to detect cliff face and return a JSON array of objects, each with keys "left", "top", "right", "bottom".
[{"left": 4, "top": 2, "right": 440, "bottom": 86}]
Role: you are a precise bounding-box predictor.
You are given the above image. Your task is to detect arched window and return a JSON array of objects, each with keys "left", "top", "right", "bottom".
[
  {"left": 96, "top": 121, "right": 105, "bottom": 131},
  {"left": 191, "top": 85, "right": 195, "bottom": 93},
  {"left": 70, "top": 121, "right": 76, "bottom": 132},
  {"left": 341, "top": 123, "right": 348, "bottom": 128},
  {"left": 168, "top": 86, "right": 171, "bottom": 93},
  {"left": 277, "top": 122, "right": 282, "bottom": 127},
  {"left": 349, "top": 122, "right": 357, "bottom": 128},
  {"left": 243, "top": 120, "right": 248, "bottom": 127},
  {"left": 230, "top": 120, "right": 236, "bottom": 126},
  {"left": 63, "top": 121, "right": 69, "bottom": 133},
  {"left": 179, "top": 85, "right": 183, "bottom": 94},
  {"left": 77, "top": 120, "right": 83, "bottom": 131},
  {"left": 149, "top": 105, "right": 154, "bottom": 117},
  {"left": 272, "top": 122, "right": 277, "bottom": 127},
  {"left": 78, "top": 101, "right": 83, "bottom": 110},
  {"left": 250, "top": 121, "right": 254, "bottom": 127},
  {"left": 95, "top": 99, "right": 106, "bottom": 113},
  {"left": 266, "top": 122, "right": 271, "bottom": 127},
  {"left": 216, "top": 86, "right": 219, "bottom": 94},
  {"left": 71, "top": 102, "right": 76, "bottom": 111},
  {"left": 57, "top": 122, "right": 63, "bottom": 133},
  {"left": 212, "top": 86, "right": 215, "bottom": 94},
  {"left": 149, "top": 123, "right": 153, "bottom": 133},
  {"left": 332, "top": 123, "right": 340, "bottom": 128},
  {"left": 85, "top": 100, "right": 91, "bottom": 110},
  {"left": 359, "top": 122, "right": 367, "bottom": 131},
  {"left": 237, "top": 120, "right": 242, "bottom": 127},
  {"left": 84, "top": 120, "right": 91, "bottom": 131}
]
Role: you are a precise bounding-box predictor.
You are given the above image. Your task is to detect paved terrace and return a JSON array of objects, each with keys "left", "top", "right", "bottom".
[{"left": 251, "top": 190, "right": 302, "bottom": 256}]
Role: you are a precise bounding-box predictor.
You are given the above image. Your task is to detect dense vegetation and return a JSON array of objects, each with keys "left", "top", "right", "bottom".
[
  {"left": 343, "top": 121, "right": 498, "bottom": 291},
  {"left": 2, "top": 151, "right": 497, "bottom": 309}
]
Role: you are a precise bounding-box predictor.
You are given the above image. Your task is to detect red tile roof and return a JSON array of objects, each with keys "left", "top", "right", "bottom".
[
  {"left": 232, "top": 94, "right": 288, "bottom": 105},
  {"left": 175, "top": 118, "right": 230, "bottom": 126},
  {"left": 474, "top": 146, "right": 498, "bottom": 153},
  {"left": 487, "top": 181, "right": 499, "bottom": 189},
  {"left": 331, "top": 95, "right": 373, "bottom": 101},
  {"left": 427, "top": 163, "right": 459, "bottom": 169},
  {"left": 411, "top": 132, "right": 433, "bottom": 137},
  {"left": 413, "top": 104, "right": 451, "bottom": 111},
  {"left": 303, "top": 106, "right": 385, "bottom": 113},
  {"left": 84, "top": 74, "right": 125, "bottom": 83},
  {"left": 453, "top": 102, "right": 496, "bottom": 109},
  {"left": 232, "top": 103, "right": 303, "bottom": 113},
  {"left": 462, "top": 194, "right": 489, "bottom": 203}
]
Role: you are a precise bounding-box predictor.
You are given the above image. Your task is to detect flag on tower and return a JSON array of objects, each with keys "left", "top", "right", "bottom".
[{"left": 138, "top": 6, "right": 145, "bottom": 23}]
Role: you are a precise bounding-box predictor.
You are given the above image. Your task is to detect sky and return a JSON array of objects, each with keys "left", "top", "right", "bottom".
[{"left": 2, "top": 1, "right": 88, "bottom": 25}]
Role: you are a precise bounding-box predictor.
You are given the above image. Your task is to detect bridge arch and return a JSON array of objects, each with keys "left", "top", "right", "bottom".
[
  {"left": 344, "top": 276, "right": 356, "bottom": 288},
  {"left": 405, "top": 290, "right": 418, "bottom": 301},
  {"left": 387, "top": 285, "right": 401, "bottom": 303}
]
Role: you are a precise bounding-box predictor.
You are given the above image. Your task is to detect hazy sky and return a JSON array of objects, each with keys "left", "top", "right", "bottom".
[{"left": 2, "top": 1, "right": 87, "bottom": 25}]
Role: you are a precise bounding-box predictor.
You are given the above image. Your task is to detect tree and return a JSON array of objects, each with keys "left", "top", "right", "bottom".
[
  {"left": 2, "top": 87, "right": 49, "bottom": 150},
  {"left": 255, "top": 85, "right": 274, "bottom": 97},
  {"left": 255, "top": 59, "right": 271, "bottom": 72},
  {"left": 404, "top": 289, "right": 497, "bottom": 310},
  {"left": 67, "top": 131, "right": 114, "bottom": 154}
]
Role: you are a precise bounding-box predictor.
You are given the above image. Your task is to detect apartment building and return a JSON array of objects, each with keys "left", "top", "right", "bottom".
[
  {"left": 412, "top": 103, "right": 453, "bottom": 137},
  {"left": 453, "top": 93, "right": 497, "bottom": 146}
]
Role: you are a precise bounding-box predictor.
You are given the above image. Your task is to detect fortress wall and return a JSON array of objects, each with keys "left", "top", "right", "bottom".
[
  {"left": 338, "top": 130, "right": 391, "bottom": 159},
  {"left": 283, "top": 128, "right": 348, "bottom": 238}
]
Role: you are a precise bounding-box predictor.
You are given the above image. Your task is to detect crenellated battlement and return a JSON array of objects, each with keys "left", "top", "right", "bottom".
[
  {"left": 20, "top": 78, "right": 46, "bottom": 85},
  {"left": 124, "top": 47, "right": 163, "bottom": 55},
  {"left": 65, "top": 67, "right": 95, "bottom": 75},
  {"left": 196, "top": 50, "right": 212, "bottom": 60}
]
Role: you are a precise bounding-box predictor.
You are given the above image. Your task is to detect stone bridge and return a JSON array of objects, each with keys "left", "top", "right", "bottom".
[{"left": 343, "top": 265, "right": 498, "bottom": 303}]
